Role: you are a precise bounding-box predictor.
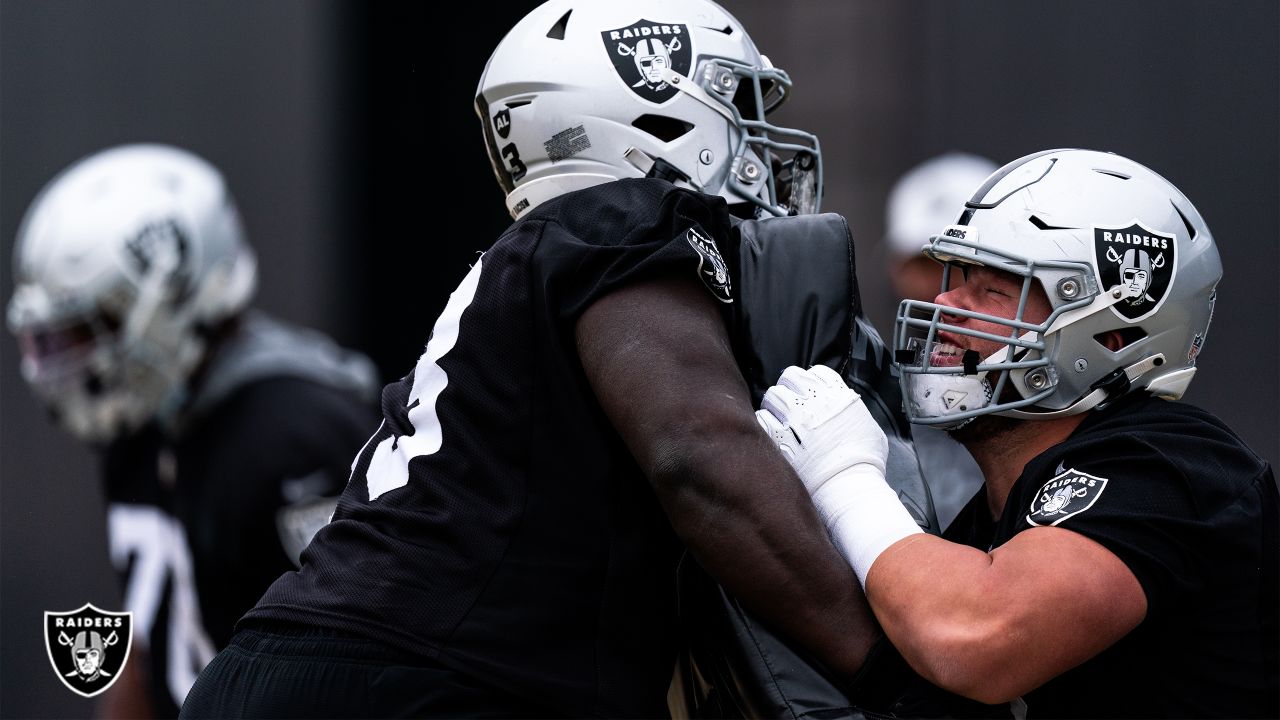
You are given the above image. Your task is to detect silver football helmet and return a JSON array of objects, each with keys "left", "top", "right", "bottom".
[
  {"left": 893, "top": 149, "right": 1221, "bottom": 428},
  {"left": 8, "top": 144, "right": 257, "bottom": 443},
  {"left": 475, "top": 0, "right": 822, "bottom": 220}
]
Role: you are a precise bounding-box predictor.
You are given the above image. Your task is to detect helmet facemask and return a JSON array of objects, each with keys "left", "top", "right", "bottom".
[{"left": 894, "top": 231, "right": 1104, "bottom": 429}]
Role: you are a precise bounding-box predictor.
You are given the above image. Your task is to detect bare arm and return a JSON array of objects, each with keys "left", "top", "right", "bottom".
[
  {"left": 866, "top": 527, "right": 1147, "bottom": 703},
  {"left": 576, "top": 274, "right": 878, "bottom": 677}
]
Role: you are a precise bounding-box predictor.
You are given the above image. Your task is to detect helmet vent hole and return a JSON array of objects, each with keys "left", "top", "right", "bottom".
[
  {"left": 505, "top": 100, "right": 531, "bottom": 109},
  {"left": 1095, "top": 326, "right": 1147, "bottom": 352},
  {"left": 1093, "top": 168, "right": 1131, "bottom": 180},
  {"left": 1172, "top": 202, "right": 1198, "bottom": 240},
  {"left": 731, "top": 83, "right": 778, "bottom": 121},
  {"left": 632, "top": 115, "right": 693, "bottom": 143},
  {"left": 1028, "top": 215, "right": 1074, "bottom": 231},
  {"left": 699, "top": 24, "right": 734, "bottom": 35},
  {"left": 546, "top": 10, "right": 571, "bottom": 40}
]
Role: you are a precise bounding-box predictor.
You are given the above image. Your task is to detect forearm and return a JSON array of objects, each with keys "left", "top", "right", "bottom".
[
  {"left": 576, "top": 277, "right": 880, "bottom": 677},
  {"left": 652, "top": 418, "right": 879, "bottom": 676}
]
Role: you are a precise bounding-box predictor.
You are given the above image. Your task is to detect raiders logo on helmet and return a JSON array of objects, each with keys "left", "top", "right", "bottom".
[
  {"left": 1093, "top": 221, "right": 1178, "bottom": 322},
  {"left": 600, "top": 20, "right": 693, "bottom": 104}
]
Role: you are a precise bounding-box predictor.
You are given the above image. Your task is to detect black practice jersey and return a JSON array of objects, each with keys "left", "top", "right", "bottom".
[
  {"left": 247, "top": 180, "right": 743, "bottom": 717},
  {"left": 945, "top": 392, "right": 1279, "bottom": 718},
  {"left": 103, "top": 314, "right": 378, "bottom": 716}
]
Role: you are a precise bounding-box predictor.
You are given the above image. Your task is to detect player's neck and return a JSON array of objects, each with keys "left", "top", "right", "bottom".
[{"left": 954, "top": 414, "right": 1087, "bottom": 520}]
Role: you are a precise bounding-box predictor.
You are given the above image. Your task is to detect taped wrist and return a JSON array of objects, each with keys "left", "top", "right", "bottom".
[{"left": 811, "top": 464, "right": 923, "bottom": 586}]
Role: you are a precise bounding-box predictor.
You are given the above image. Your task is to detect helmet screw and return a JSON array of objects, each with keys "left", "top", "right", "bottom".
[
  {"left": 1026, "top": 370, "right": 1049, "bottom": 390},
  {"left": 670, "top": 75, "right": 680, "bottom": 85},
  {"left": 1057, "top": 277, "right": 1080, "bottom": 299},
  {"left": 1112, "top": 288, "right": 1122, "bottom": 299},
  {"left": 699, "top": 149, "right": 714, "bottom": 165},
  {"left": 739, "top": 161, "right": 760, "bottom": 181},
  {"left": 1074, "top": 358, "right": 1088, "bottom": 373},
  {"left": 716, "top": 70, "right": 736, "bottom": 91}
]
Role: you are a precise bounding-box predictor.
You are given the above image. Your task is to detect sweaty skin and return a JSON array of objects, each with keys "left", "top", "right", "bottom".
[
  {"left": 867, "top": 266, "right": 1146, "bottom": 703},
  {"left": 576, "top": 274, "right": 879, "bottom": 679}
]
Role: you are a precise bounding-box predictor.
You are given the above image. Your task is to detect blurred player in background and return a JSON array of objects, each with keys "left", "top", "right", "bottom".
[
  {"left": 884, "top": 152, "right": 994, "bottom": 529},
  {"left": 7, "top": 144, "right": 380, "bottom": 717}
]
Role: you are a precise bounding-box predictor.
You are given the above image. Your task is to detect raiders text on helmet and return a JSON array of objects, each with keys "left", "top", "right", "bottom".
[
  {"left": 892, "top": 149, "right": 1221, "bottom": 428},
  {"left": 7, "top": 144, "right": 258, "bottom": 443},
  {"left": 475, "top": 0, "right": 822, "bottom": 220}
]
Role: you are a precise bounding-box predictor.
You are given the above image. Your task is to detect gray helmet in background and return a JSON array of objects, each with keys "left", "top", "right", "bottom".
[
  {"left": 885, "top": 152, "right": 998, "bottom": 261},
  {"left": 8, "top": 145, "right": 257, "bottom": 443}
]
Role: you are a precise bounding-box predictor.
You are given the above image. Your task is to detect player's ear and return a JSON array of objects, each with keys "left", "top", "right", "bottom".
[
  {"left": 1093, "top": 327, "right": 1145, "bottom": 353},
  {"left": 1097, "top": 331, "right": 1124, "bottom": 352}
]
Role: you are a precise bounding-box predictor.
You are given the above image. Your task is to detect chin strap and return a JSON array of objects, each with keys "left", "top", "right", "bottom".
[
  {"left": 1001, "top": 352, "right": 1167, "bottom": 420},
  {"left": 622, "top": 147, "right": 693, "bottom": 185},
  {"left": 660, "top": 67, "right": 736, "bottom": 123}
]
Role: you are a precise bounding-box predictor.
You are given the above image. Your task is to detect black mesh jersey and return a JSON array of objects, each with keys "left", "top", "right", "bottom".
[
  {"left": 945, "top": 392, "right": 1279, "bottom": 718},
  {"left": 103, "top": 317, "right": 378, "bottom": 716},
  {"left": 246, "top": 179, "right": 738, "bottom": 717}
]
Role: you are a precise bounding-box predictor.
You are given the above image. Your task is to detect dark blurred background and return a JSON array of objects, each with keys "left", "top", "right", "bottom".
[{"left": 2, "top": 1, "right": 1275, "bottom": 715}]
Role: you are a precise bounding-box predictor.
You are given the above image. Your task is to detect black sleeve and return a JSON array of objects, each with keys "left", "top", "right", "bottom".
[
  {"left": 1010, "top": 435, "right": 1205, "bottom": 619},
  {"left": 179, "top": 377, "right": 379, "bottom": 646},
  {"left": 528, "top": 178, "right": 737, "bottom": 323}
]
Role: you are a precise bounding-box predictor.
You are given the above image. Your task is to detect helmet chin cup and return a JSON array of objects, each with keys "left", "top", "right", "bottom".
[{"left": 902, "top": 372, "right": 993, "bottom": 430}]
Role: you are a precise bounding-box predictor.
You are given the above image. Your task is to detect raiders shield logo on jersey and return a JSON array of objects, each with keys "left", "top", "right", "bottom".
[
  {"left": 1094, "top": 221, "right": 1177, "bottom": 322},
  {"left": 44, "top": 604, "right": 133, "bottom": 698},
  {"left": 1027, "top": 468, "right": 1109, "bottom": 527},
  {"left": 601, "top": 21, "right": 692, "bottom": 104},
  {"left": 686, "top": 226, "right": 732, "bottom": 304}
]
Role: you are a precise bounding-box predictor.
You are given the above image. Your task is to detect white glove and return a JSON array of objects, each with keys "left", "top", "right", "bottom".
[
  {"left": 756, "top": 365, "right": 921, "bottom": 585},
  {"left": 755, "top": 364, "right": 888, "bottom": 502}
]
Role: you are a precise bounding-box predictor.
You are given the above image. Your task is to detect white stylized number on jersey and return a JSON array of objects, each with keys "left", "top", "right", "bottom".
[
  {"left": 364, "top": 256, "right": 484, "bottom": 500},
  {"left": 108, "top": 504, "right": 217, "bottom": 707}
]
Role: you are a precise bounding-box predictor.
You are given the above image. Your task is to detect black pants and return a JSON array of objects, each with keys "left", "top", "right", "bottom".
[{"left": 180, "top": 624, "right": 553, "bottom": 719}]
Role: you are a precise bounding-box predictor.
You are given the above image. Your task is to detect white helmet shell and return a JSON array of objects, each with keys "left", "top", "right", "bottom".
[
  {"left": 893, "top": 149, "right": 1221, "bottom": 427},
  {"left": 8, "top": 144, "right": 257, "bottom": 443},
  {"left": 475, "top": 0, "right": 822, "bottom": 219}
]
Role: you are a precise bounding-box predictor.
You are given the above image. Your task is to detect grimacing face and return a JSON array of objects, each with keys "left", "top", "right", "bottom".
[{"left": 928, "top": 264, "right": 1053, "bottom": 367}]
